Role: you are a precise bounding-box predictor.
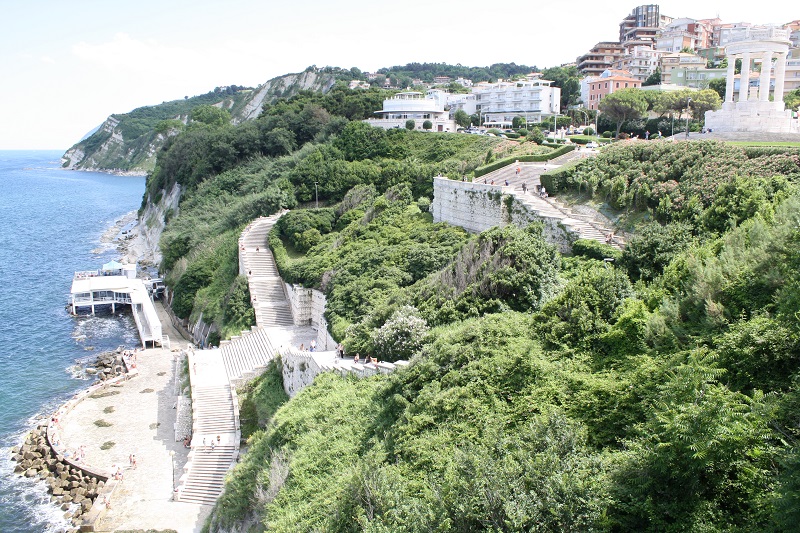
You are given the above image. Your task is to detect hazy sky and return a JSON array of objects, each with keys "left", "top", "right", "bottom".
[{"left": 1, "top": 0, "right": 795, "bottom": 150}]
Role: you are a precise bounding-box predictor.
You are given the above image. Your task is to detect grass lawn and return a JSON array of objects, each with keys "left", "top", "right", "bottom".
[
  {"left": 567, "top": 135, "right": 613, "bottom": 143},
  {"left": 726, "top": 141, "right": 800, "bottom": 147}
]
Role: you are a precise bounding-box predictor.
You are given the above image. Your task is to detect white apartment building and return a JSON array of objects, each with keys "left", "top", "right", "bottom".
[
  {"left": 472, "top": 79, "right": 561, "bottom": 128},
  {"left": 364, "top": 91, "right": 457, "bottom": 132},
  {"left": 613, "top": 45, "right": 666, "bottom": 81}
]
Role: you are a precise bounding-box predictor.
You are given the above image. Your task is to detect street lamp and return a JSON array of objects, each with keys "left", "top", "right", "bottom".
[
  {"left": 685, "top": 97, "right": 692, "bottom": 140},
  {"left": 313, "top": 181, "right": 319, "bottom": 209}
]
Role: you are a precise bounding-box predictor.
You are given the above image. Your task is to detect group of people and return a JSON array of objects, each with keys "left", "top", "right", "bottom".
[
  {"left": 352, "top": 353, "right": 379, "bottom": 365},
  {"left": 297, "top": 339, "right": 317, "bottom": 352},
  {"left": 201, "top": 434, "right": 222, "bottom": 452}
]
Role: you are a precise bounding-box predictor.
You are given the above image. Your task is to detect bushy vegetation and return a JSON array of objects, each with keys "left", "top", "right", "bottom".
[
  {"left": 156, "top": 86, "right": 505, "bottom": 340},
  {"left": 541, "top": 140, "right": 800, "bottom": 232},
  {"left": 207, "top": 184, "right": 800, "bottom": 531},
  {"left": 141, "top": 78, "right": 800, "bottom": 532}
]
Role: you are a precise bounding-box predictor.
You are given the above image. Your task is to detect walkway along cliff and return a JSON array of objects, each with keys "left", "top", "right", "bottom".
[{"left": 177, "top": 212, "right": 408, "bottom": 506}]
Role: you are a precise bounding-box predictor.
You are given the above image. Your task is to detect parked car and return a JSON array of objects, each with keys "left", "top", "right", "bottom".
[{"left": 586, "top": 141, "right": 599, "bottom": 149}]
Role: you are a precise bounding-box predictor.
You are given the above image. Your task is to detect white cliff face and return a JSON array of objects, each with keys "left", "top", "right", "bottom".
[
  {"left": 236, "top": 70, "right": 337, "bottom": 123},
  {"left": 122, "top": 183, "right": 182, "bottom": 266},
  {"left": 62, "top": 69, "right": 339, "bottom": 173}
]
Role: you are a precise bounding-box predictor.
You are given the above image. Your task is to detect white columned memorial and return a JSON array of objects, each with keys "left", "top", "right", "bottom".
[
  {"left": 774, "top": 52, "right": 788, "bottom": 109},
  {"left": 759, "top": 50, "right": 773, "bottom": 101},
  {"left": 705, "top": 26, "right": 798, "bottom": 134},
  {"left": 725, "top": 54, "right": 736, "bottom": 105},
  {"left": 739, "top": 51, "right": 752, "bottom": 101}
]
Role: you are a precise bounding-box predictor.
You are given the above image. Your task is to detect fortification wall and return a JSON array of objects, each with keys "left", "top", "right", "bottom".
[{"left": 432, "top": 178, "right": 505, "bottom": 233}]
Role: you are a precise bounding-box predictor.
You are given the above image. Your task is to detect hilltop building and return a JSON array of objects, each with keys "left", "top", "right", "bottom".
[
  {"left": 586, "top": 70, "right": 642, "bottom": 110},
  {"left": 660, "top": 52, "right": 726, "bottom": 87},
  {"left": 656, "top": 18, "right": 715, "bottom": 52},
  {"left": 613, "top": 45, "right": 665, "bottom": 81},
  {"left": 473, "top": 77, "right": 561, "bottom": 128},
  {"left": 364, "top": 91, "right": 457, "bottom": 132},
  {"left": 577, "top": 42, "right": 625, "bottom": 76},
  {"left": 619, "top": 4, "right": 673, "bottom": 46}
]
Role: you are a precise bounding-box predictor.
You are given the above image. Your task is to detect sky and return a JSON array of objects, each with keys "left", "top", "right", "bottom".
[{"left": 0, "top": 0, "right": 795, "bottom": 150}]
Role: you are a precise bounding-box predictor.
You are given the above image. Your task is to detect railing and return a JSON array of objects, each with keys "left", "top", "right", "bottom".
[
  {"left": 74, "top": 270, "right": 100, "bottom": 279},
  {"left": 72, "top": 296, "right": 133, "bottom": 305}
]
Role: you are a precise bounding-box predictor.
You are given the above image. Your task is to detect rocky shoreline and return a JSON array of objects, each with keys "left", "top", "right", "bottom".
[
  {"left": 10, "top": 426, "right": 104, "bottom": 532},
  {"left": 10, "top": 348, "right": 137, "bottom": 533}
]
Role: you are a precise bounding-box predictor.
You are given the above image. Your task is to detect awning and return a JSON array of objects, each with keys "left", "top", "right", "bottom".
[{"left": 102, "top": 260, "right": 123, "bottom": 271}]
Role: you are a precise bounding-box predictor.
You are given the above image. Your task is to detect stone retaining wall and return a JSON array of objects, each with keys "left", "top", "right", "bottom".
[
  {"left": 284, "top": 284, "right": 337, "bottom": 350},
  {"left": 432, "top": 177, "right": 576, "bottom": 252}
]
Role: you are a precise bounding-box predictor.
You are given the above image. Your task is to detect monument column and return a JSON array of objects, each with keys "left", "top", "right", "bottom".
[
  {"left": 774, "top": 52, "right": 787, "bottom": 107},
  {"left": 725, "top": 53, "right": 736, "bottom": 103},
  {"left": 739, "top": 52, "right": 751, "bottom": 102},
  {"left": 759, "top": 50, "right": 773, "bottom": 101}
]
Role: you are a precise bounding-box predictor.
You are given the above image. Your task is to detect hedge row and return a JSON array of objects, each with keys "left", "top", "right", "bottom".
[
  {"left": 474, "top": 145, "right": 576, "bottom": 178},
  {"left": 539, "top": 159, "right": 584, "bottom": 193}
]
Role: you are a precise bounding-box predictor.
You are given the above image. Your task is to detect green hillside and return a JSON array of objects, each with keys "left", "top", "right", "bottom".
[{"left": 138, "top": 77, "right": 800, "bottom": 531}]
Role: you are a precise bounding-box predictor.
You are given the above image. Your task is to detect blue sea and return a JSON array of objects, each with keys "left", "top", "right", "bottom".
[{"left": 0, "top": 151, "right": 145, "bottom": 532}]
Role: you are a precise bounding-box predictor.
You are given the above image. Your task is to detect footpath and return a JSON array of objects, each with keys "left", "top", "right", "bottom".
[
  {"left": 474, "top": 148, "right": 624, "bottom": 248},
  {"left": 56, "top": 302, "right": 210, "bottom": 533}
]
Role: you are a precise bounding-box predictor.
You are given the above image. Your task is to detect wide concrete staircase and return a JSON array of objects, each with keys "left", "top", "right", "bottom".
[
  {"left": 240, "top": 214, "right": 294, "bottom": 327},
  {"left": 476, "top": 154, "right": 623, "bottom": 249},
  {"left": 178, "top": 443, "right": 237, "bottom": 505},
  {"left": 178, "top": 353, "right": 239, "bottom": 506},
  {"left": 220, "top": 326, "right": 278, "bottom": 386}
]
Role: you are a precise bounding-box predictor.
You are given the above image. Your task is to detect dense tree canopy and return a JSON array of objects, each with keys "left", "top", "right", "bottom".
[{"left": 598, "top": 88, "right": 648, "bottom": 138}]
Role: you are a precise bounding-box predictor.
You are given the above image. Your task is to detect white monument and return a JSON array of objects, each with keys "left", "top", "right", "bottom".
[{"left": 705, "top": 26, "right": 799, "bottom": 134}]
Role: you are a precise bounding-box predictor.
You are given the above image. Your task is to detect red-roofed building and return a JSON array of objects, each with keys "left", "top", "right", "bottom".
[{"left": 587, "top": 74, "right": 642, "bottom": 110}]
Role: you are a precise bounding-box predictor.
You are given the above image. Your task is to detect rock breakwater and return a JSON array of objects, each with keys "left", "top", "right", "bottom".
[{"left": 10, "top": 424, "right": 104, "bottom": 533}]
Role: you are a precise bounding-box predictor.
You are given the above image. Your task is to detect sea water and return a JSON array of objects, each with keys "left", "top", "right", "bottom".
[{"left": 0, "top": 151, "right": 145, "bottom": 532}]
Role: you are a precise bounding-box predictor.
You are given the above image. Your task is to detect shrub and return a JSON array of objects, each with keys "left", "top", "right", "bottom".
[
  {"left": 518, "top": 128, "right": 529, "bottom": 137},
  {"left": 417, "top": 196, "right": 431, "bottom": 213},
  {"left": 422, "top": 120, "right": 433, "bottom": 130},
  {"left": 529, "top": 128, "right": 545, "bottom": 145},
  {"left": 405, "top": 119, "right": 415, "bottom": 130},
  {"left": 602, "top": 131, "right": 613, "bottom": 138},
  {"left": 571, "top": 239, "right": 623, "bottom": 262},
  {"left": 584, "top": 127, "right": 596, "bottom": 136}
]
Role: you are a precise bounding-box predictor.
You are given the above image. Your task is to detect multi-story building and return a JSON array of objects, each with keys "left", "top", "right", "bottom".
[
  {"left": 613, "top": 45, "right": 666, "bottom": 81},
  {"left": 364, "top": 91, "right": 457, "bottom": 132},
  {"left": 587, "top": 71, "right": 642, "bottom": 110},
  {"left": 454, "top": 77, "right": 473, "bottom": 88},
  {"left": 656, "top": 18, "right": 714, "bottom": 52},
  {"left": 696, "top": 46, "right": 727, "bottom": 67},
  {"left": 660, "top": 52, "right": 707, "bottom": 84},
  {"left": 718, "top": 22, "right": 754, "bottom": 47},
  {"left": 473, "top": 77, "right": 561, "bottom": 128},
  {"left": 577, "top": 42, "right": 625, "bottom": 76},
  {"left": 433, "top": 76, "right": 451, "bottom": 85},
  {"left": 619, "top": 4, "right": 673, "bottom": 45},
  {"left": 786, "top": 49, "right": 800, "bottom": 96}
]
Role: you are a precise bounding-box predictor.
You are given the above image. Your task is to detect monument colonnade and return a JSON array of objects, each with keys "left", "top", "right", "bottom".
[{"left": 722, "top": 27, "right": 791, "bottom": 109}]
